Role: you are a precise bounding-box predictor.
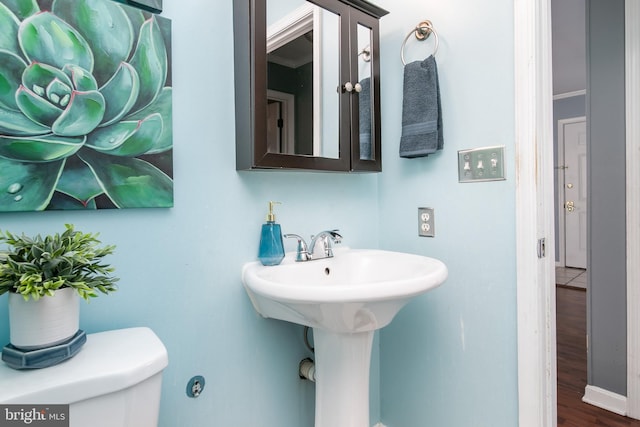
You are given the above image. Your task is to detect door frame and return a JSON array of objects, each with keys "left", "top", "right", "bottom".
[
  {"left": 515, "top": 0, "right": 640, "bottom": 424},
  {"left": 625, "top": 0, "right": 640, "bottom": 418},
  {"left": 514, "top": 0, "right": 556, "bottom": 424},
  {"left": 267, "top": 89, "right": 296, "bottom": 154},
  {"left": 556, "top": 116, "right": 587, "bottom": 269}
]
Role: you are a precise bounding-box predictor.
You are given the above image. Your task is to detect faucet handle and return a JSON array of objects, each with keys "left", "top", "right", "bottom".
[
  {"left": 310, "top": 229, "right": 342, "bottom": 242},
  {"left": 284, "top": 234, "right": 311, "bottom": 262}
]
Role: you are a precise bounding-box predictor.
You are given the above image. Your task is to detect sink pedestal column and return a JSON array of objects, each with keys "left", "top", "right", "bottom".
[{"left": 313, "top": 329, "right": 374, "bottom": 427}]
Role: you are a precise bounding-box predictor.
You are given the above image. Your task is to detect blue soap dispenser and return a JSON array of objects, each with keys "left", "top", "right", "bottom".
[{"left": 258, "top": 201, "right": 285, "bottom": 266}]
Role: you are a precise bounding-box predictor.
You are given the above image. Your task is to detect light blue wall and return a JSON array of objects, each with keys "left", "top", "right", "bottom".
[
  {"left": 375, "top": 0, "right": 518, "bottom": 425},
  {"left": 0, "top": 0, "right": 520, "bottom": 426}
]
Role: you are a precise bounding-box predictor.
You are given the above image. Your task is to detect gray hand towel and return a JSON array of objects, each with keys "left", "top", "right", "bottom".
[
  {"left": 358, "top": 77, "right": 372, "bottom": 160},
  {"left": 399, "top": 55, "right": 443, "bottom": 158}
]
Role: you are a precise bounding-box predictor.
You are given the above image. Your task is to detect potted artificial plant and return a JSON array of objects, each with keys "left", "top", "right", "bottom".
[{"left": 0, "top": 224, "right": 118, "bottom": 350}]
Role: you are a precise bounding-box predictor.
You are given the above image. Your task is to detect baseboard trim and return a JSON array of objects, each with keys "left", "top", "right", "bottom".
[{"left": 583, "top": 385, "right": 628, "bottom": 416}]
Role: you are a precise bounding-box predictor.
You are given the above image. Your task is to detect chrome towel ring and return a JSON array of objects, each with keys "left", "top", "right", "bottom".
[
  {"left": 400, "top": 20, "right": 439, "bottom": 65},
  {"left": 358, "top": 45, "right": 371, "bottom": 62}
]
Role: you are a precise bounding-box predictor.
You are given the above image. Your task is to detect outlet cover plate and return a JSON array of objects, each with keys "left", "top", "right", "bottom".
[
  {"left": 418, "top": 207, "right": 435, "bottom": 237},
  {"left": 458, "top": 146, "right": 506, "bottom": 182}
]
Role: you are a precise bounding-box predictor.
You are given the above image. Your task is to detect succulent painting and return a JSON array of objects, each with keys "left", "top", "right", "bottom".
[{"left": 0, "top": 0, "right": 173, "bottom": 211}]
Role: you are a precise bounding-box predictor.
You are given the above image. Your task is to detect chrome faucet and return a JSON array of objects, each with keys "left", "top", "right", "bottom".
[
  {"left": 309, "top": 230, "right": 342, "bottom": 259},
  {"left": 284, "top": 230, "right": 342, "bottom": 261}
]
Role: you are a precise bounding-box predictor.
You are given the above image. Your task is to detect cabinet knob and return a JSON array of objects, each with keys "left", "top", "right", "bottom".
[{"left": 343, "top": 82, "right": 362, "bottom": 93}]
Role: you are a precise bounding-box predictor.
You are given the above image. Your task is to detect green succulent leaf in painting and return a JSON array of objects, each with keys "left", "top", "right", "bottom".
[
  {"left": 52, "top": 0, "right": 136, "bottom": 87},
  {"left": 21, "top": 62, "right": 74, "bottom": 104},
  {"left": 0, "top": 157, "right": 65, "bottom": 211},
  {"left": 99, "top": 62, "right": 140, "bottom": 126},
  {"left": 19, "top": 12, "right": 94, "bottom": 72},
  {"left": 2, "top": 0, "right": 38, "bottom": 21},
  {"left": 46, "top": 192, "right": 98, "bottom": 210},
  {"left": 50, "top": 90, "right": 106, "bottom": 137},
  {"left": 0, "top": 106, "right": 49, "bottom": 136},
  {"left": 0, "top": 133, "right": 84, "bottom": 162},
  {"left": 15, "top": 85, "right": 61, "bottom": 128},
  {"left": 16, "top": 62, "right": 106, "bottom": 136},
  {"left": 78, "top": 149, "right": 173, "bottom": 208},
  {"left": 0, "top": 50, "right": 27, "bottom": 111},
  {"left": 0, "top": 0, "right": 172, "bottom": 212},
  {"left": 125, "top": 87, "right": 172, "bottom": 154},
  {"left": 86, "top": 113, "right": 162, "bottom": 157},
  {"left": 121, "top": 6, "right": 145, "bottom": 46},
  {"left": 129, "top": 15, "right": 167, "bottom": 114},
  {"left": 55, "top": 156, "right": 104, "bottom": 206},
  {"left": 62, "top": 65, "right": 99, "bottom": 92},
  {"left": 0, "top": 2, "right": 21, "bottom": 55}
]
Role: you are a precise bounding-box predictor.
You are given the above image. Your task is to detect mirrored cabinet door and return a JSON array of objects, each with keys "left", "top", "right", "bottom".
[
  {"left": 350, "top": 10, "right": 382, "bottom": 171},
  {"left": 234, "top": 0, "right": 387, "bottom": 172},
  {"left": 266, "top": 0, "right": 344, "bottom": 159}
]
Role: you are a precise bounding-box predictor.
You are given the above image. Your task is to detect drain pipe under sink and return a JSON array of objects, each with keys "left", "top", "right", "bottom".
[{"left": 299, "top": 358, "right": 316, "bottom": 382}]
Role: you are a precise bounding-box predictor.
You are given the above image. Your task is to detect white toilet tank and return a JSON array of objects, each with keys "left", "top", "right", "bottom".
[{"left": 0, "top": 327, "right": 168, "bottom": 427}]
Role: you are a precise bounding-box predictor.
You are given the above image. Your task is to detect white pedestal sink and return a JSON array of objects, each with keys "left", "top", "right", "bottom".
[{"left": 242, "top": 248, "right": 447, "bottom": 427}]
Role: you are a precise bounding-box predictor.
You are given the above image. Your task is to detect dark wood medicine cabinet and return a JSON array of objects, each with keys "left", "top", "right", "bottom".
[{"left": 233, "top": 0, "right": 388, "bottom": 172}]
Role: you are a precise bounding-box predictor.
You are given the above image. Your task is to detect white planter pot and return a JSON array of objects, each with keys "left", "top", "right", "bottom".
[{"left": 8, "top": 287, "right": 80, "bottom": 350}]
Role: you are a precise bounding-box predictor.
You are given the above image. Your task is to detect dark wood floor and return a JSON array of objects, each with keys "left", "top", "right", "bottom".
[{"left": 557, "top": 286, "right": 640, "bottom": 426}]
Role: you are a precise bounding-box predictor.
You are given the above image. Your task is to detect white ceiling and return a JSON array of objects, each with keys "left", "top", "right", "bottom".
[{"left": 552, "top": 0, "right": 586, "bottom": 95}]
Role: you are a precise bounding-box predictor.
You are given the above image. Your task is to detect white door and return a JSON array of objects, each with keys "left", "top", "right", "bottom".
[
  {"left": 562, "top": 118, "right": 587, "bottom": 269},
  {"left": 563, "top": 120, "right": 588, "bottom": 268}
]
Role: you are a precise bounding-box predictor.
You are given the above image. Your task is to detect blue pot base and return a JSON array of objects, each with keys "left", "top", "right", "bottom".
[{"left": 2, "top": 330, "right": 86, "bottom": 370}]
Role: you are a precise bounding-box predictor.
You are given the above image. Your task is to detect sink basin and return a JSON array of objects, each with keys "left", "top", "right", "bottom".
[
  {"left": 242, "top": 248, "right": 448, "bottom": 333},
  {"left": 241, "top": 248, "right": 447, "bottom": 427}
]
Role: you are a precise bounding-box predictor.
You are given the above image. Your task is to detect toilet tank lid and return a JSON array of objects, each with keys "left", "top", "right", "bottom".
[{"left": 0, "top": 327, "right": 169, "bottom": 404}]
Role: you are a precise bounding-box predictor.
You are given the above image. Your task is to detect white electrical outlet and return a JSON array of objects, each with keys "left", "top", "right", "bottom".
[{"left": 418, "top": 207, "right": 435, "bottom": 237}]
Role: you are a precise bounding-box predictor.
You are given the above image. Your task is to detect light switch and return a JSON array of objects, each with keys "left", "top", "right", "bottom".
[{"left": 458, "top": 146, "right": 506, "bottom": 182}]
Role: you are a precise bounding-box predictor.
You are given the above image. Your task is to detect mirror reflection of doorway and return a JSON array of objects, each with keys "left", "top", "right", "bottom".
[{"left": 267, "top": 90, "right": 295, "bottom": 154}]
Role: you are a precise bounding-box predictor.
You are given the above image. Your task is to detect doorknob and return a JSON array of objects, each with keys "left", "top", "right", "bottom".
[
  {"left": 565, "top": 201, "right": 575, "bottom": 212},
  {"left": 566, "top": 183, "right": 573, "bottom": 189}
]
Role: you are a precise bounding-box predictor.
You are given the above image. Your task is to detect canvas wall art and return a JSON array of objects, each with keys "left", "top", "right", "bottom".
[{"left": 0, "top": 0, "right": 173, "bottom": 211}]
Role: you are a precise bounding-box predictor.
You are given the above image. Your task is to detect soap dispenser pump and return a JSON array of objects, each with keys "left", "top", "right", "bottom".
[{"left": 258, "top": 201, "right": 285, "bottom": 266}]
